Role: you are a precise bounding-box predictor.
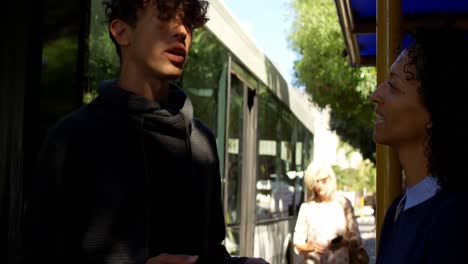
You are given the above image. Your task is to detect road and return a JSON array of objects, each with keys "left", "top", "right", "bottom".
[{"left": 357, "top": 215, "right": 376, "bottom": 264}]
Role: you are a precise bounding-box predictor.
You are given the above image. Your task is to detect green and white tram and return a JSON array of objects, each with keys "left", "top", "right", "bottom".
[{"left": 183, "top": 2, "right": 316, "bottom": 263}]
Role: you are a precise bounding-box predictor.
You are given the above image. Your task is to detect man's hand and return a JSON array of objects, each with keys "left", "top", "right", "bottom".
[
  {"left": 244, "top": 257, "right": 270, "bottom": 264},
  {"left": 146, "top": 254, "right": 198, "bottom": 264}
]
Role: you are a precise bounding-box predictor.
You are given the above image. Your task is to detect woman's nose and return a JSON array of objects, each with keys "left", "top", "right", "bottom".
[{"left": 370, "top": 83, "right": 383, "bottom": 104}]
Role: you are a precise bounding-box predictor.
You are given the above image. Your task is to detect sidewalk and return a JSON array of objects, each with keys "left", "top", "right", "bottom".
[{"left": 357, "top": 215, "right": 376, "bottom": 264}]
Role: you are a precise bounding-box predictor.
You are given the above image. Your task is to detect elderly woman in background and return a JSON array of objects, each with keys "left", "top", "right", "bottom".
[{"left": 293, "top": 163, "right": 367, "bottom": 264}]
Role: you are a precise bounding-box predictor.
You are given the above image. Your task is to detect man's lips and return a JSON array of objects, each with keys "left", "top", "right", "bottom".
[{"left": 165, "top": 45, "right": 187, "bottom": 64}]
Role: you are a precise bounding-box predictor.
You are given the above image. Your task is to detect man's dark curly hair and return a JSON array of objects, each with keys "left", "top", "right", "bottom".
[
  {"left": 404, "top": 28, "right": 468, "bottom": 190},
  {"left": 102, "top": 0, "right": 209, "bottom": 59}
]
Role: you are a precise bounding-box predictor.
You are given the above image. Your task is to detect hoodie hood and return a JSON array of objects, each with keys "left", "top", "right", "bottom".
[{"left": 97, "top": 80, "right": 193, "bottom": 138}]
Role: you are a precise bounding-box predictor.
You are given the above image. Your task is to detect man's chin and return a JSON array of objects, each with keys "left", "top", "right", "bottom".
[
  {"left": 165, "top": 73, "right": 183, "bottom": 80},
  {"left": 162, "top": 67, "right": 184, "bottom": 80},
  {"left": 156, "top": 70, "right": 183, "bottom": 81}
]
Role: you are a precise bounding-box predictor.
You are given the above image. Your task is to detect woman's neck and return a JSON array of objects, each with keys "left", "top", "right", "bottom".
[
  {"left": 397, "top": 142, "right": 429, "bottom": 187},
  {"left": 316, "top": 193, "right": 333, "bottom": 203}
]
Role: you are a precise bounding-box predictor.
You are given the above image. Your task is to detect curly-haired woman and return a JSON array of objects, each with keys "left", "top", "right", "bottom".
[{"left": 371, "top": 28, "right": 468, "bottom": 263}]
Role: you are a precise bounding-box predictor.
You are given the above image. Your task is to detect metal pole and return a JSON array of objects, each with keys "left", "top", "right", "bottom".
[{"left": 375, "top": 0, "right": 403, "bottom": 248}]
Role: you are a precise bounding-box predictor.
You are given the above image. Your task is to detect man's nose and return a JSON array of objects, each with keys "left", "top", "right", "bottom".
[{"left": 173, "top": 23, "right": 189, "bottom": 42}]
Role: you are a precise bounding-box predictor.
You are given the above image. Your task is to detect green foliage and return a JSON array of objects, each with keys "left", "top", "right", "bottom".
[
  {"left": 86, "top": 0, "right": 120, "bottom": 102},
  {"left": 179, "top": 28, "right": 228, "bottom": 89},
  {"left": 176, "top": 28, "right": 229, "bottom": 130},
  {"left": 42, "top": 37, "right": 80, "bottom": 115},
  {"left": 42, "top": 37, "right": 78, "bottom": 88},
  {"left": 289, "top": 0, "right": 376, "bottom": 162},
  {"left": 333, "top": 162, "right": 376, "bottom": 194}
]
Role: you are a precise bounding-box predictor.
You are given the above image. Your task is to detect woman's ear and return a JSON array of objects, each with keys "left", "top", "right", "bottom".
[{"left": 109, "top": 19, "right": 131, "bottom": 46}]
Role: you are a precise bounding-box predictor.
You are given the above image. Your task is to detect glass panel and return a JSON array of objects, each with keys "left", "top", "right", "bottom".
[
  {"left": 295, "top": 123, "right": 314, "bottom": 211},
  {"left": 295, "top": 142, "right": 303, "bottom": 170},
  {"left": 225, "top": 75, "right": 244, "bottom": 225},
  {"left": 231, "top": 61, "right": 257, "bottom": 90},
  {"left": 287, "top": 117, "right": 304, "bottom": 215},
  {"left": 277, "top": 109, "right": 295, "bottom": 217},
  {"left": 225, "top": 226, "right": 241, "bottom": 255},
  {"left": 292, "top": 122, "right": 306, "bottom": 212},
  {"left": 87, "top": 0, "right": 120, "bottom": 102},
  {"left": 303, "top": 129, "right": 314, "bottom": 169},
  {"left": 256, "top": 86, "right": 297, "bottom": 220},
  {"left": 256, "top": 87, "right": 276, "bottom": 220},
  {"left": 296, "top": 122, "right": 305, "bottom": 172},
  {"left": 177, "top": 28, "right": 228, "bottom": 136},
  {"left": 40, "top": 0, "right": 86, "bottom": 137}
]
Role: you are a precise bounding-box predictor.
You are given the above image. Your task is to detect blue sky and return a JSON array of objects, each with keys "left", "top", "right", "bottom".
[{"left": 223, "top": 0, "right": 298, "bottom": 87}]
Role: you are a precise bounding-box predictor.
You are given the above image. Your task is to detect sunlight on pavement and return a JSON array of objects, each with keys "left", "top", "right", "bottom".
[{"left": 357, "top": 215, "right": 376, "bottom": 264}]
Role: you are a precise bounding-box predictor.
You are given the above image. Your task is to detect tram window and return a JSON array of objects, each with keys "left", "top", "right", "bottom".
[
  {"left": 40, "top": 0, "right": 87, "bottom": 137},
  {"left": 177, "top": 28, "right": 229, "bottom": 134},
  {"left": 279, "top": 110, "right": 295, "bottom": 216},
  {"left": 296, "top": 122, "right": 314, "bottom": 171},
  {"left": 225, "top": 75, "right": 244, "bottom": 225},
  {"left": 87, "top": 0, "right": 120, "bottom": 102},
  {"left": 225, "top": 226, "right": 241, "bottom": 255},
  {"left": 303, "top": 130, "right": 314, "bottom": 167},
  {"left": 176, "top": 28, "right": 229, "bottom": 201},
  {"left": 231, "top": 62, "right": 257, "bottom": 93},
  {"left": 220, "top": 74, "right": 244, "bottom": 255},
  {"left": 293, "top": 119, "right": 314, "bottom": 212},
  {"left": 256, "top": 87, "right": 297, "bottom": 220}
]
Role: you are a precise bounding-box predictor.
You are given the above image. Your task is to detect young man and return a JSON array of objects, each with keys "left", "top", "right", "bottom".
[{"left": 25, "top": 0, "right": 267, "bottom": 263}]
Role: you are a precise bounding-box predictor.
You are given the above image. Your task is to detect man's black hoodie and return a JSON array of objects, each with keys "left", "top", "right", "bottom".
[{"left": 25, "top": 81, "right": 245, "bottom": 264}]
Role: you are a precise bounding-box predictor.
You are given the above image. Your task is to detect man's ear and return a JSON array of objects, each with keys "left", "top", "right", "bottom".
[{"left": 109, "top": 19, "right": 131, "bottom": 46}]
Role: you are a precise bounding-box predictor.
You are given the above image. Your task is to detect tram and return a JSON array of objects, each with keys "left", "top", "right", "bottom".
[{"left": 178, "top": 1, "right": 316, "bottom": 262}]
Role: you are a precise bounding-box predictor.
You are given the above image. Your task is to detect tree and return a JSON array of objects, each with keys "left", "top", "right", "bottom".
[
  {"left": 332, "top": 143, "right": 376, "bottom": 193},
  {"left": 289, "top": 0, "right": 376, "bottom": 162},
  {"left": 86, "top": 0, "right": 120, "bottom": 103}
]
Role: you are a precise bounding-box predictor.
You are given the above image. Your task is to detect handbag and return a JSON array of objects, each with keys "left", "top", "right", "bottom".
[
  {"left": 349, "top": 245, "right": 369, "bottom": 264},
  {"left": 338, "top": 196, "right": 370, "bottom": 264}
]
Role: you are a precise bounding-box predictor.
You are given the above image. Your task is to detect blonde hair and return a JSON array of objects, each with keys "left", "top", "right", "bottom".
[{"left": 304, "top": 162, "right": 337, "bottom": 202}]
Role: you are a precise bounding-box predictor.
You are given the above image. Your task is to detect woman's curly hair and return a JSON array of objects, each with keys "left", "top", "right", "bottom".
[
  {"left": 404, "top": 28, "right": 468, "bottom": 190},
  {"left": 102, "top": 0, "right": 209, "bottom": 59}
]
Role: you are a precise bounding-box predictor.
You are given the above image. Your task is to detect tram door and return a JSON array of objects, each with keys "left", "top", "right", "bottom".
[
  {"left": 224, "top": 71, "right": 258, "bottom": 257},
  {"left": 2, "top": 1, "right": 88, "bottom": 262}
]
